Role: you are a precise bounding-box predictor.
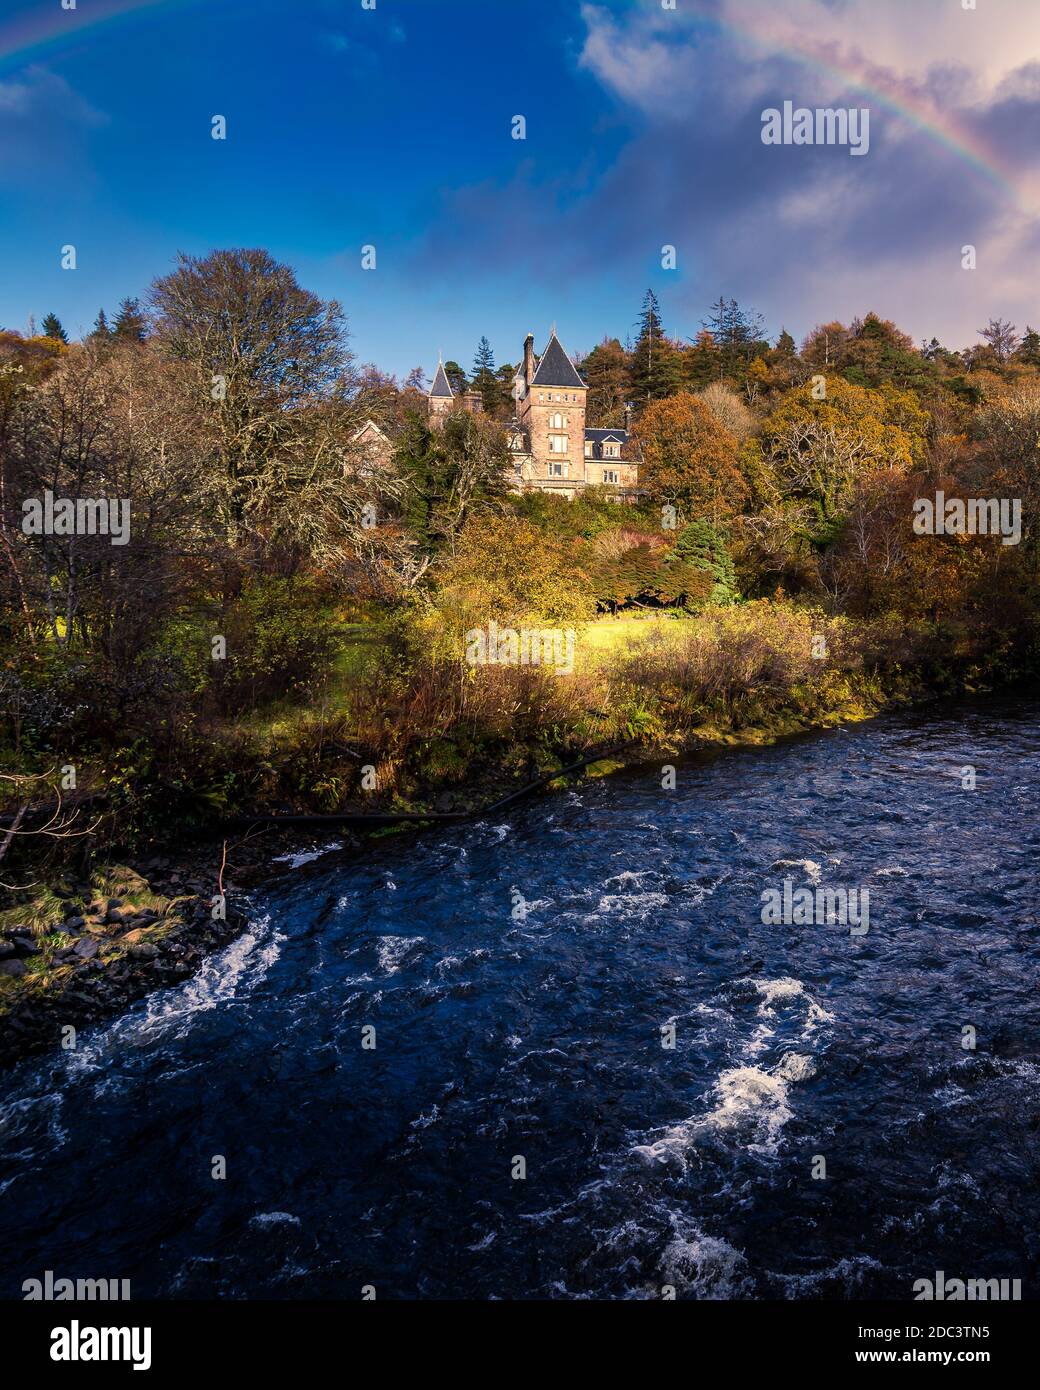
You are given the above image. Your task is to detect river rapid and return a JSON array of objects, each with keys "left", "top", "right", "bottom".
[{"left": 2, "top": 699, "right": 1038, "bottom": 1300}]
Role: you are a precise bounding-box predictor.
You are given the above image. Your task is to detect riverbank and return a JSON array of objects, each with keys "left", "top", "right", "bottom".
[
  {"left": 3, "top": 597, "right": 1037, "bottom": 1069},
  {"left": 0, "top": 678, "right": 1007, "bottom": 1071}
]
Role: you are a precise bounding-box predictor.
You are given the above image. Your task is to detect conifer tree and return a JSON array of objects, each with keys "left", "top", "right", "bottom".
[
  {"left": 630, "top": 289, "right": 678, "bottom": 404},
  {"left": 113, "top": 296, "right": 147, "bottom": 342},
  {"left": 89, "top": 308, "right": 113, "bottom": 341},
  {"left": 1016, "top": 326, "right": 1040, "bottom": 366},
  {"left": 443, "top": 360, "right": 467, "bottom": 397},
  {"left": 40, "top": 313, "right": 68, "bottom": 343},
  {"left": 671, "top": 518, "right": 738, "bottom": 605},
  {"left": 471, "top": 336, "right": 498, "bottom": 414}
]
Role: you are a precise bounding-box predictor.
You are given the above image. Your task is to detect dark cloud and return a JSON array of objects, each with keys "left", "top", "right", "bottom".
[{"left": 406, "top": 1, "right": 1038, "bottom": 350}]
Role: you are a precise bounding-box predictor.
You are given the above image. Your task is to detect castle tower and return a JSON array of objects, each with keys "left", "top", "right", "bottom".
[
  {"left": 428, "top": 354, "right": 454, "bottom": 427},
  {"left": 516, "top": 330, "right": 588, "bottom": 490}
]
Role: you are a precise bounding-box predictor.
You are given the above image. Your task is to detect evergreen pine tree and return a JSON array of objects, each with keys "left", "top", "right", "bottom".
[
  {"left": 631, "top": 289, "right": 676, "bottom": 403},
  {"left": 443, "top": 360, "right": 467, "bottom": 397},
  {"left": 471, "top": 335, "right": 498, "bottom": 414},
  {"left": 671, "top": 519, "right": 738, "bottom": 606},
  {"left": 1016, "top": 326, "right": 1040, "bottom": 366},
  {"left": 40, "top": 313, "right": 68, "bottom": 343},
  {"left": 89, "top": 309, "right": 113, "bottom": 341},
  {"left": 113, "top": 296, "right": 147, "bottom": 341}
]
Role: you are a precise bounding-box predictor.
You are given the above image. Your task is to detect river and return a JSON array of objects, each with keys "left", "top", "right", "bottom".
[{"left": 2, "top": 699, "right": 1038, "bottom": 1299}]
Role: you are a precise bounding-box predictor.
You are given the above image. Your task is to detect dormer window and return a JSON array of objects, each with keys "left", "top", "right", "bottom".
[
  {"left": 604, "top": 442, "right": 621, "bottom": 459},
  {"left": 584, "top": 440, "right": 593, "bottom": 457}
]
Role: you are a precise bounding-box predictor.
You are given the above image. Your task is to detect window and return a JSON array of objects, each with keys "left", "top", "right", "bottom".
[
  {"left": 603, "top": 469, "right": 619, "bottom": 485},
  {"left": 548, "top": 435, "right": 569, "bottom": 454},
  {"left": 584, "top": 440, "right": 593, "bottom": 457},
  {"left": 604, "top": 442, "right": 620, "bottom": 458},
  {"left": 549, "top": 412, "right": 565, "bottom": 430},
  {"left": 548, "top": 461, "right": 565, "bottom": 477}
]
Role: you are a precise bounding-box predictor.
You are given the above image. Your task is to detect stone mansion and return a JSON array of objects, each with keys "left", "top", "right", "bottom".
[{"left": 428, "top": 330, "right": 641, "bottom": 500}]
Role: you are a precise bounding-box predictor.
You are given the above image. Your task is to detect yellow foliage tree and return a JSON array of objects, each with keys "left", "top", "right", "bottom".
[{"left": 633, "top": 391, "right": 748, "bottom": 526}]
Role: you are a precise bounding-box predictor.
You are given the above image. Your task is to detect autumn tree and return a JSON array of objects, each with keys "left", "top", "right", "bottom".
[
  {"left": 633, "top": 392, "right": 748, "bottom": 525},
  {"left": 974, "top": 385, "right": 1040, "bottom": 563},
  {"left": 756, "top": 377, "right": 928, "bottom": 538},
  {"left": 979, "top": 318, "right": 1019, "bottom": 363},
  {"left": 149, "top": 248, "right": 363, "bottom": 550}
]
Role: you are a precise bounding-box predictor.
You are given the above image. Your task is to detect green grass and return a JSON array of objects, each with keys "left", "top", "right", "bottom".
[
  {"left": 575, "top": 611, "right": 694, "bottom": 666},
  {"left": 232, "top": 617, "right": 389, "bottom": 741}
]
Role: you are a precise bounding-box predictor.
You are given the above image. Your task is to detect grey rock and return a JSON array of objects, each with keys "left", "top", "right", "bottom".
[
  {"left": 73, "top": 938, "right": 99, "bottom": 960},
  {"left": 129, "top": 942, "right": 159, "bottom": 959},
  {"left": 0, "top": 959, "right": 27, "bottom": 977}
]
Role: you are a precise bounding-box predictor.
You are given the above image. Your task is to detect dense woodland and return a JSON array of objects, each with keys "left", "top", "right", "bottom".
[{"left": 2, "top": 252, "right": 1039, "bottom": 877}]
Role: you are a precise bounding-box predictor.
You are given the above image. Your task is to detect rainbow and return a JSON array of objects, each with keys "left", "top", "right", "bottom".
[
  {"left": 675, "top": 2, "right": 1023, "bottom": 207},
  {"left": 0, "top": 0, "right": 189, "bottom": 75},
  {"left": 0, "top": 0, "right": 1027, "bottom": 211}
]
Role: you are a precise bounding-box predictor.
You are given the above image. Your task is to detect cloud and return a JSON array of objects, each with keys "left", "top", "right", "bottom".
[
  {"left": 0, "top": 67, "right": 107, "bottom": 183},
  {"left": 411, "top": 0, "right": 1040, "bottom": 352}
]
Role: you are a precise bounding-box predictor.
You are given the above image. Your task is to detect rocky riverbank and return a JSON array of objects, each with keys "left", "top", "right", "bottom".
[
  {"left": 0, "top": 827, "right": 354, "bottom": 1069},
  {"left": 0, "top": 676, "right": 989, "bottom": 1072}
]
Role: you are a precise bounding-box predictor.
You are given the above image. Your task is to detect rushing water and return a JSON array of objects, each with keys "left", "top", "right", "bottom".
[{"left": 2, "top": 700, "right": 1039, "bottom": 1300}]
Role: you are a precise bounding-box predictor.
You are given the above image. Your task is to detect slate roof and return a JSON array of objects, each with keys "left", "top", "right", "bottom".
[
  {"left": 530, "top": 332, "right": 586, "bottom": 390},
  {"left": 430, "top": 361, "right": 454, "bottom": 398},
  {"left": 583, "top": 426, "right": 641, "bottom": 463}
]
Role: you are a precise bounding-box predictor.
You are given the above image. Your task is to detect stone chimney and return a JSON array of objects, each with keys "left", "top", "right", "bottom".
[
  {"left": 624, "top": 403, "right": 633, "bottom": 430},
  {"left": 524, "top": 332, "right": 535, "bottom": 388}
]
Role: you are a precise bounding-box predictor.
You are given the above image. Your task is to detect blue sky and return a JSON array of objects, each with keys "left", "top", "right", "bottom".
[{"left": 1, "top": 0, "right": 1039, "bottom": 381}]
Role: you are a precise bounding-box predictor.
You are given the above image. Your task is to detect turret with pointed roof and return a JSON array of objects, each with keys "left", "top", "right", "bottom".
[
  {"left": 430, "top": 355, "right": 454, "bottom": 399},
  {"left": 530, "top": 331, "right": 586, "bottom": 390},
  {"left": 428, "top": 353, "right": 455, "bottom": 426}
]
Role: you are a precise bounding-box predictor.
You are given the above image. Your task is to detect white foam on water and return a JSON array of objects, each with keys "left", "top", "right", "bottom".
[
  {"left": 595, "top": 891, "right": 670, "bottom": 916},
  {"left": 473, "top": 822, "right": 511, "bottom": 843},
  {"left": 632, "top": 1052, "right": 817, "bottom": 1168},
  {"left": 772, "top": 858, "right": 824, "bottom": 885},
  {"left": 249, "top": 1211, "right": 301, "bottom": 1229},
  {"left": 770, "top": 1253, "right": 884, "bottom": 1298},
  {"left": 435, "top": 947, "right": 489, "bottom": 975},
  {"left": 375, "top": 935, "right": 423, "bottom": 974},
  {"left": 271, "top": 842, "right": 342, "bottom": 869},
  {"left": 0, "top": 1091, "right": 69, "bottom": 1181},
  {"left": 61, "top": 913, "right": 283, "bottom": 1075},
  {"left": 659, "top": 1226, "right": 752, "bottom": 1300},
  {"left": 749, "top": 976, "right": 834, "bottom": 1039},
  {"left": 603, "top": 870, "right": 656, "bottom": 888}
]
